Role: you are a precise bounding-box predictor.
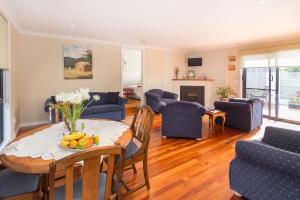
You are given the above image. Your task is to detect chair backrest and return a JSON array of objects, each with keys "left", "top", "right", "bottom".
[
  {"left": 130, "top": 105, "right": 154, "bottom": 153},
  {"left": 148, "top": 89, "right": 164, "bottom": 97},
  {"left": 48, "top": 145, "right": 123, "bottom": 200}
]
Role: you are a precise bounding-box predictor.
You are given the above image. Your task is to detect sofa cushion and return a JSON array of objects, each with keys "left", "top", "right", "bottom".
[
  {"left": 90, "top": 104, "right": 121, "bottom": 114},
  {"left": 82, "top": 107, "right": 94, "bottom": 115},
  {"left": 89, "top": 92, "right": 107, "bottom": 106},
  {"left": 0, "top": 169, "right": 40, "bottom": 199},
  {"left": 106, "top": 92, "right": 119, "bottom": 104}
]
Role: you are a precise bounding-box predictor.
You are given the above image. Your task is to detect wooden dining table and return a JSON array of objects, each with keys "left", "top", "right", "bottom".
[{"left": 0, "top": 120, "right": 133, "bottom": 174}]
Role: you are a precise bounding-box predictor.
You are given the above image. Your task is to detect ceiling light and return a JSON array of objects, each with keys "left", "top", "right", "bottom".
[{"left": 257, "top": 0, "right": 265, "bottom": 4}]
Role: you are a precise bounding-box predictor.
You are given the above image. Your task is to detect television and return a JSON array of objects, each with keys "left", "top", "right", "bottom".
[{"left": 188, "top": 57, "right": 202, "bottom": 67}]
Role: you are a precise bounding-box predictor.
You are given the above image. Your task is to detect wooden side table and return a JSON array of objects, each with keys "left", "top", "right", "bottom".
[{"left": 206, "top": 110, "right": 226, "bottom": 134}]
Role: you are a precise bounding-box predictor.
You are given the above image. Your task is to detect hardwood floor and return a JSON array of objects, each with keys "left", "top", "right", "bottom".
[
  {"left": 17, "top": 99, "right": 300, "bottom": 200},
  {"left": 122, "top": 99, "right": 300, "bottom": 200}
]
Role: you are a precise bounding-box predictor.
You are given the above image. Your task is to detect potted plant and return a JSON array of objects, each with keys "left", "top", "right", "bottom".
[
  {"left": 55, "top": 88, "right": 100, "bottom": 132},
  {"left": 216, "top": 86, "right": 236, "bottom": 101},
  {"left": 288, "top": 92, "right": 300, "bottom": 109}
]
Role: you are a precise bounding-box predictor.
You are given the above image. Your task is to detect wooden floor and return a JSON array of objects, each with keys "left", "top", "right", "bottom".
[
  {"left": 18, "top": 99, "right": 300, "bottom": 200},
  {"left": 122, "top": 99, "right": 300, "bottom": 200}
]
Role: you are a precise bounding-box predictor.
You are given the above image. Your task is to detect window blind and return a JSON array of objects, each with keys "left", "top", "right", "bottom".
[{"left": 240, "top": 49, "right": 300, "bottom": 68}]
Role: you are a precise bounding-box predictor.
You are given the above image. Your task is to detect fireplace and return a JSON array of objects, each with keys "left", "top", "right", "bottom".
[{"left": 180, "top": 86, "right": 205, "bottom": 105}]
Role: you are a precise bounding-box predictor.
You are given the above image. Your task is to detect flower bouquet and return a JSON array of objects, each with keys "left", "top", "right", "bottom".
[{"left": 55, "top": 88, "right": 100, "bottom": 150}]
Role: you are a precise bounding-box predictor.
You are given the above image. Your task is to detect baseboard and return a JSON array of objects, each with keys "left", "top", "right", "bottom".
[{"left": 19, "top": 120, "right": 49, "bottom": 128}]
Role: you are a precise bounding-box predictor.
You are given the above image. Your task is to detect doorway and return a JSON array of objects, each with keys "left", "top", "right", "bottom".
[{"left": 121, "top": 48, "right": 143, "bottom": 111}]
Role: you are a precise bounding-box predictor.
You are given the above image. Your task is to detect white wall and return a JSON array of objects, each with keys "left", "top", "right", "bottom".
[
  {"left": 16, "top": 34, "right": 186, "bottom": 125},
  {"left": 184, "top": 48, "right": 240, "bottom": 100},
  {"left": 18, "top": 34, "right": 122, "bottom": 125}
]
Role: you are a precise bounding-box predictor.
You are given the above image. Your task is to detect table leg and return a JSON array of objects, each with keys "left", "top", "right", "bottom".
[
  {"left": 221, "top": 115, "right": 226, "bottom": 131},
  {"left": 212, "top": 116, "right": 216, "bottom": 133}
]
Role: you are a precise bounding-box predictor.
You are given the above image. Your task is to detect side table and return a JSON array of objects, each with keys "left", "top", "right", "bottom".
[{"left": 206, "top": 110, "right": 226, "bottom": 134}]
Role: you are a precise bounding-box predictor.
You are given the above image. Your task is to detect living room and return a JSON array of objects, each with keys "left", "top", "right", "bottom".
[{"left": 0, "top": 0, "right": 300, "bottom": 200}]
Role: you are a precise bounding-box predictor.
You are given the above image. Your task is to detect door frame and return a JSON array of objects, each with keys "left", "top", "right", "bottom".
[{"left": 120, "top": 45, "right": 144, "bottom": 104}]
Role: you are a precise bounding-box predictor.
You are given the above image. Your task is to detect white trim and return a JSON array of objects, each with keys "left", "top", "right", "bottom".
[{"left": 19, "top": 120, "right": 49, "bottom": 128}]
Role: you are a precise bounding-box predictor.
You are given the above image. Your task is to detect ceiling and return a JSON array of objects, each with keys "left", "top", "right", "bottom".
[{"left": 1, "top": 0, "right": 300, "bottom": 51}]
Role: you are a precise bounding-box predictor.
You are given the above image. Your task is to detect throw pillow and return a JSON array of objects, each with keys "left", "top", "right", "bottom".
[
  {"left": 51, "top": 96, "right": 57, "bottom": 104},
  {"left": 106, "top": 92, "right": 119, "bottom": 104}
]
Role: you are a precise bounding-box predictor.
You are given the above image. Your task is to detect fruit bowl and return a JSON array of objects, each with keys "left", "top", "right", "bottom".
[{"left": 59, "top": 132, "right": 100, "bottom": 150}]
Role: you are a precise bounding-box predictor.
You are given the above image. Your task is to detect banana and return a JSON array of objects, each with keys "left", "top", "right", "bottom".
[
  {"left": 60, "top": 140, "right": 69, "bottom": 148},
  {"left": 63, "top": 132, "right": 85, "bottom": 141}
]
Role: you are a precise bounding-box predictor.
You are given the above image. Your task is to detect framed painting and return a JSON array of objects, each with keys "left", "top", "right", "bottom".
[{"left": 63, "top": 44, "right": 93, "bottom": 79}]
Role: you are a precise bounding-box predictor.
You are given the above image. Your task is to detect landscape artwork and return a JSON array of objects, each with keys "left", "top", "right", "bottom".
[{"left": 63, "top": 44, "right": 93, "bottom": 79}]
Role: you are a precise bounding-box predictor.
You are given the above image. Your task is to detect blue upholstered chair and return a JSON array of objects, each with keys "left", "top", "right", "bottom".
[
  {"left": 0, "top": 167, "right": 41, "bottom": 199},
  {"left": 214, "top": 98, "right": 263, "bottom": 132},
  {"left": 145, "top": 89, "right": 178, "bottom": 113},
  {"left": 230, "top": 126, "right": 300, "bottom": 200},
  {"left": 160, "top": 101, "right": 206, "bottom": 139}
]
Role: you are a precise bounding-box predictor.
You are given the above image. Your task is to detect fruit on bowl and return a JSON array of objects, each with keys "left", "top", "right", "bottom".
[{"left": 60, "top": 131, "right": 100, "bottom": 150}]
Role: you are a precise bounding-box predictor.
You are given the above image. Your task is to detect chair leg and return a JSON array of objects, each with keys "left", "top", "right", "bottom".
[
  {"left": 143, "top": 157, "right": 150, "bottom": 190},
  {"left": 132, "top": 164, "right": 137, "bottom": 175}
]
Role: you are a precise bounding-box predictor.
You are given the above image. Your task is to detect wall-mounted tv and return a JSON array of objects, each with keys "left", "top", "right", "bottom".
[{"left": 188, "top": 57, "right": 202, "bottom": 67}]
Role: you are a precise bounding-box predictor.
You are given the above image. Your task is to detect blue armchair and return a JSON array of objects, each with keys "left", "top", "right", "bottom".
[
  {"left": 160, "top": 101, "right": 206, "bottom": 139},
  {"left": 214, "top": 98, "right": 263, "bottom": 132},
  {"left": 145, "top": 89, "right": 178, "bottom": 113},
  {"left": 230, "top": 126, "right": 300, "bottom": 200}
]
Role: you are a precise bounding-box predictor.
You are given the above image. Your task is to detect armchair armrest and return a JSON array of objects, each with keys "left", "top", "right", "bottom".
[
  {"left": 163, "top": 91, "right": 178, "bottom": 100},
  {"left": 118, "top": 96, "right": 127, "bottom": 105},
  {"left": 145, "top": 92, "right": 162, "bottom": 102},
  {"left": 194, "top": 103, "right": 207, "bottom": 116},
  {"left": 214, "top": 101, "right": 251, "bottom": 112},
  {"left": 262, "top": 126, "right": 300, "bottom": 154},
  {"left": 235, "top": 140, "right": 300, "bottom": 178}
]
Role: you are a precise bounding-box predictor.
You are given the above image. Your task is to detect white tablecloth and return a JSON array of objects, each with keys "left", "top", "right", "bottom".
[{"left": 0, "top": 119, "right": 129, "bottom": 160}]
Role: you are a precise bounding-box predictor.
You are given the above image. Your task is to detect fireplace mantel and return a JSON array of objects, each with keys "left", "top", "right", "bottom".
[
  {"left": 172, "top": 79, "right": 213, "bottom": 108},
  {"left": 172, "top": 78, "right": 213, "bottom": 82}
]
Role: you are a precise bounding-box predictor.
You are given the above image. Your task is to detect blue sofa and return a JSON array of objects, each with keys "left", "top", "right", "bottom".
[
  {"left": 214, "top": 98, "right": 263, "bottom": 132},
  {"left": 230, "top": 126, "right": 300, "bottom": 200},
  {"left": 145, "top": 89, "right": 178, "bottom": 113},
  {"left": 44, "top": 92, "right": 127, "bottom": 122},
  {"left": 160, "top": 101, "right": 206, "bottom": 139}
]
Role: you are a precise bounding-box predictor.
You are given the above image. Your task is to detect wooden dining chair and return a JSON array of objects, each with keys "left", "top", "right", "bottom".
[
  {"left": 119, "top": 105, "right": 154, "bottom": 195},
  {"left": 48, "top": 145, "right": 123, "bottom": 200},
  {"left": 0, "top": 164, "right": 43, "bottom": 200}
]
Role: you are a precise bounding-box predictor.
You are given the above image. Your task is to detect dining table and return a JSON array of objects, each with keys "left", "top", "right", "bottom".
[{"left": 0, "top": 119, "right": 133, "bottom": 198}]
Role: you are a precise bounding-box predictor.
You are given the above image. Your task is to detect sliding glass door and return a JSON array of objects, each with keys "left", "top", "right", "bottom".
[
  {"left": 241, "top": 49, "right": 300, "bottom": 124},
  {"left": 277, "top": 67, "right": 300, "bottom": 122},
  {"left": 243, "top": 67, "right": 278, "bottom": 118}
]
